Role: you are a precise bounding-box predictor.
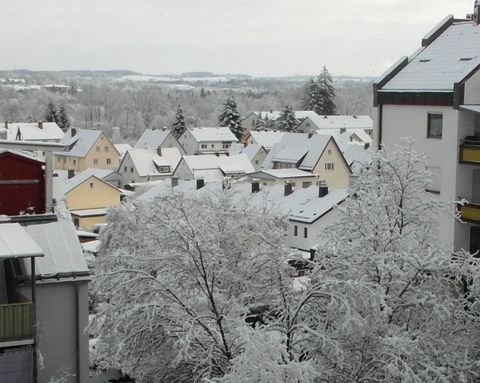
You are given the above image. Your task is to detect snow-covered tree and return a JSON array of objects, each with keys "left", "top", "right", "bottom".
[
  {"left": 218, "top": 94, "right": 243, "bottom": 139},
  {"left": 278, "top": 105, "right": 297, "bottom": 132},
  {"left": 302, "top": 66, "right": 336, "bottom": 115},
  {"left": 317, "top": 66, "right": 336, "bottom": 115},
  {"left": 172, "top": 104, "right": 186, "bottom": 138},
  {"left": 44, "top": 99, "right": 58, "bottom": 123},
  {"left": 290, "top": 140, "right": 480, "bottom": 381},
  {"left": 57, "top": 103, "right": 70, "bottom": 131},
  {"left": 90, "top": 191, "right": 299, "bottom": 382}
]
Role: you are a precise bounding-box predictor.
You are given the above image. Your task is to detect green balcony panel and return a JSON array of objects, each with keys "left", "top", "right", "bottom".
[{"left": 0, "top": 302, "right": 33, "bottom": 342}]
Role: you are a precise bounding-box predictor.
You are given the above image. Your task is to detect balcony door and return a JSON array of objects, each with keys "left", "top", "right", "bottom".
[{"left": 473, "top": 170, "right": 480, "bottom": 204}]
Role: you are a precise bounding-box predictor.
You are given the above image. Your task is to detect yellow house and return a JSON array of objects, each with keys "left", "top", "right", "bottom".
[
  {"left": 55, "top": 128, "right": 120, "bottom": 172},
  {"left": 263, "top": 133, "right": 352, "bottom": 189},
  {"left": 63, "top": 171, "right": 121, "bottom": 230}
]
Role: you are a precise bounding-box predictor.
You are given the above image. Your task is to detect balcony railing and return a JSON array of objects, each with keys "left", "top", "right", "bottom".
[
  {"left": 460, "top": 142, "right": 480, "bottom": 165},
  {"left": 458, "top": 203, "right": 480, "bottom": 223},
  {"left": 0, "top": 302, "right": 33, "bottom": 342}
]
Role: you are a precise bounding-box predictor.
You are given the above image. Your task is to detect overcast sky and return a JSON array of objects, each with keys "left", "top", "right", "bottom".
[{"left": 0, "top": 0, "right": 474, "bottom": 77}]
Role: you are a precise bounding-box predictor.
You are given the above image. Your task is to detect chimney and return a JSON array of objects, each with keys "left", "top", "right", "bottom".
[
  {"left": 196, "top": 179, "right": 205, "bottom": 190},
  {"left": 251, "top": 181, "right": 260, "bottom": 193},
  {"left": 284, "top": 182, "right": 293, "bottom": 196},
  {"left": 38, "top": 121, "right": 43, "bottom": 129},
  {"left": 68, "top": 169, "right": 75, "bottom": 179},
  {"left": 157, "top": 146, "right": 162, "bottom": 156},
  {"left": 308, "top": 131, "right": 313, "bottom": 139},
  {"left": 364, "top": 142, "right": 370, "bottom": 150},
  {"left": 309, "top": 248, "right": 316, "bottom": 261},
  {"left": 171, "top": 177, "right": 178, "bottom": 188},
  {"left": 71, "top": 128, "right": 77, "bottom": 137},
  {"left": 4, "top": 121, "right": 8, "bottom": 130},
  {"left": 340, "top": 127, "right": 346, "bottom": 134},
  {"left": 112, "top": 126, "right": 121, "bottom": 144},
  {"left": 475, "top": 0, "right": 480, "bottom": 25},
  {"left": 318, "top": 181, "right": 328, "bottom": 198}
]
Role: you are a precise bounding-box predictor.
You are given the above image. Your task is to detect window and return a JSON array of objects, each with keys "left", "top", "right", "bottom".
[
  {"left": 89, "top": 182, "right": 94, "bottom": 190},
  {"left": 106, "top": 158, "right": 111, "bottom": 165},
  {"left": 201, "top": 144, "right": 207, "bottom": 149},
  {"left": 324, "top": 163, "right": 334, "bottom": 170},
  {"left": 426, "top": 166, "right": 441, "bottom": 193},
  {"left": 302, "top": 182, "right": 312, "bottom": 188},
  {"left": 294, "top": 225, "right": 298, "bottom": 236},
  {"left": 255, "top": 160, "right": 259, "bottom": 164},
  {"left": 306, "top": 122, "right": 311, "bottom": 128},
  {"left": 130, "top": 167, "right": 134, "bottom": 173},
  {"left": 96, "top": 146, "right": 100, "bottom": 152},
  {"left": 304, "top": 227, "right": 308, "bottom": 238},
  {"left": 105, "top": 146, "right": 109, "bottom": 152},
  {"left": 93, "top": 159, "right": 99, "bottom": 165},
  {"left": 73, "top": 160, "right": 76, "bottom": 165},
  {"left": 427, "top": 113, "right": 443, "bottom": 138},
  {"left": 211, "top": 144, "right": 214, "bottom": 148},
  {"left": 222, "top": 144, "right": 230, "bottom": 149},
  {"left": 327, "top": 149, "right": 332, "bottom": 155},
  {"left": 124, "top": 166, "right": 127, "bottom": 172}
]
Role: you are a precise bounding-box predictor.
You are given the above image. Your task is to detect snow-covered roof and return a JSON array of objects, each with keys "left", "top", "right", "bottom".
[
  {"left": 303, "top": 115, "right": 373, "bottom": 130},
  {"left": 228, "top": 143, "right": 245, "bottom": 155},
  {"left": 252, "top": 111, "right": 318, "bottom": 121},
  {"left": 57, "top": 128, "right": 103, "bottom": 158},
  {"left": 114, "top": 143, "right": 132, "bottom": 157},
  {"left": 0, "top": 223, "right": 44, "bottom": 259},
  {"left": 183, "top": 153, "right": 254, "bottom": 175},
  {"left": 126, "top": 147, "right": 182, "bottom": 177},
  {"left": 248, "top": 131, "right": 286, "bottom": 150},
  {"left": 70, "top": 208, "right": 108, "bottom": 217},
  {"left": 381, "top": 21, "right": 480, "bottom": 91},
  {"left": 134, "top": 129, "right": 172, "bottom": 149},
  {"left": 316, "top": 128, "right": 372, "bottom": 144},
  {"left": 230, "top": 183, "right": 347, "bottom": 224},
  {"left": 23, "top": 218, "right": 89, "bottom": 277},
  {"left": 4, "top": 122, "right": 64, "bottom": 142},
  {"left": 187, "top": 127, "right": 238, "bottom": 143},
  {"left": 62, "top": 171, "right": 119, "bottom": 194},
  {"left": 262, "top": 133, "right": 334, "bottom": 170},
  {"left": 0, "top": 149, "right": 45, "bottom": 164},
  {"left": 250, "top": 168, "right": 316, "bottom": 179},
  {"left": 241, "top": 144, "right": 264, "bottom": 161}
]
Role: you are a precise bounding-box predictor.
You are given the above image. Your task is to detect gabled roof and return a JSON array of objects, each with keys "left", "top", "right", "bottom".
[
  {"left": 134, "top": 129, "right": 172, "bottom": 149},
  {"left": 248, "top": 131, "right": 286, "bottom": 150},
  {"left": 125, "top": 147, "right": 182, "bottom": 177},
  {"left": 114, "top": 143, "right": 132, "bottom": 157},
  {"left": 263, "top": 133, "right": 332, "bottom": 170},
  {"left": 62, "top": 172, "right": 120, "bottom": 194},
  {"left": 380, "top": 20, "right": 480, "bottom": 91},
  {"left": 187, "top": 127, "right": 238, "bottom": 142},
  {"left": 303, "top": 115, "right": 373, "bottom": 130},
  {"left": 0, "top": 149, "right": 45, "bottom": 164},
  {"left": 57, "top": 128, "right": 103, "bottom": 158},
  {"left": 241, "top": 144, "right": 265, "bottom": 161},
  {"left": 4, "top": 122, "right": 64, "bottom": 141}
]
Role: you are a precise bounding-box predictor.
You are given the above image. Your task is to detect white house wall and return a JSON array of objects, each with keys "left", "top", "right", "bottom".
[
  {"left": 464, "top": 69, "right": 480, "bottom": 105},
  {"left": 380, "top": 104, "right": 460, "bottom": 250}
]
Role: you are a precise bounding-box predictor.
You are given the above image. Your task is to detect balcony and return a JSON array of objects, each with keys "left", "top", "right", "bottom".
[
  {"left": 460, "top": 137, "right": 480, "bottom": 165},
  {"left": 0, "top": 302, "right": 34, "bottom": 343},
  {"left": 458, "top": 203, "right": 480, "bottom": 224}
]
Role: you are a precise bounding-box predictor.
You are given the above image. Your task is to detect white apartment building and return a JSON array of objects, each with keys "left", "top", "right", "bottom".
[
  {"left": 374, "top": 3, "right": 480, "bottom": 253},
  {"left": 179, "top": 127, "right": 238, "bottom": 155}
]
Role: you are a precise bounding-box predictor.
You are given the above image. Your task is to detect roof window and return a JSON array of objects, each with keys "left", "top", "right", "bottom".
[
  {"left": 460, "top": 57, "right": 474, "bottom": 61},
  {"left": 419, "top": 59, "right": 431, "bottom": 63}
]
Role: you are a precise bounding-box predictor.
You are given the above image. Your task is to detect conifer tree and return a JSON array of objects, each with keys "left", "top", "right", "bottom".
[
  {"left": 301, "top": 78, "right": 321, "bottom": 113},
  {"left": 172, "top": 105, "right": 186, "bottom": 138},
  {"left": 317, "top": 66, "right": 336, "bottom": 115},
  {"left": 57, "top": 104, "right": 70, "bottom": 131},
  {"left": 218, "top": 94, "right": 243, "bottom": 139},
  {"left": 44, "top": 100, "right": 58, "bottom": 123},
  {"left": 278, "top": 105, "right": 297, "bottom": 132}
]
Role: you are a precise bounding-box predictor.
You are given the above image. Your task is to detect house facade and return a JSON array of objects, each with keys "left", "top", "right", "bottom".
[
  {"left": 134, "top": 128, "right": 186, "bottom": 154},
  {"left": 55, "top": 128, "right": 120, "bottom": 172},
  {"left": 296, "top": 115, "right": 373, "bottom": 137},
  {"left": 179, "top": 127, "right": 238, "bottom": 155},
  {"left": 373, "top": 6, "right": 480, "bottom": 253}
]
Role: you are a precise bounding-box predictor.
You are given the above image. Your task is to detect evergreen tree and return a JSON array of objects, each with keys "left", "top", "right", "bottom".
[
  {"left": 218, "top": 94, "right": 243, "bottom": 139},
  {"left": 302, "top": 66, "right": 337, "bottom": 115},
  {"left": 172, "top": 105, "right": 186, "bottom": 138},
  {"left": 301, "top": 78, "right": 321, "bottom": 113},
  {"left": 44, "top": 99, "right": 58, "bottom": 123},
  {"left": 317, "top": 66, "right": 336, "bottom": 115},
  {"left": 278, "top": 105, "right": 297, "bottom": 132},
  {"left": 57, "top": 104, "right": 70, "bottom": 131}
]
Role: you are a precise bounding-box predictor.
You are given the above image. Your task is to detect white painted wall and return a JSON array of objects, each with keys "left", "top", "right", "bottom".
[{"left": 464, "top": 69, "right": 480, "bottom": 105}]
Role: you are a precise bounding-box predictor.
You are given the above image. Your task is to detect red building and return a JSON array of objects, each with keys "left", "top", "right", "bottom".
[{"left": 0, "top": 150, "right": 45, "bottom": 215}]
